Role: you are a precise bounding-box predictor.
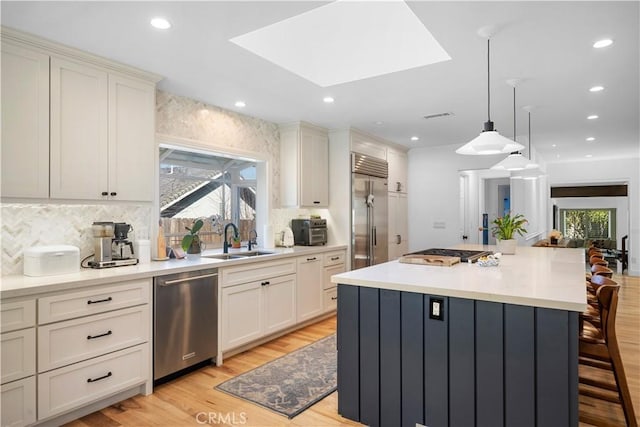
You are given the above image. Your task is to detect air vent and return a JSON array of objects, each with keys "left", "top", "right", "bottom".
[{"left": 423, "top": 112, "right": 454, "bottom": 120}]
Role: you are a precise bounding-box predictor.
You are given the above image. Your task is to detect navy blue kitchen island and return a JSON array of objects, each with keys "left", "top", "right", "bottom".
[{"left": 331, "top": 245, "right": 587, "bottom": 427}]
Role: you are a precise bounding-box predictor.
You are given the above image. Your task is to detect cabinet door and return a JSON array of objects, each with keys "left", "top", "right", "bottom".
[
  {"left": 296, "top": 255, "right": 324, "bottom": 322},
  {"left": 1, "top": 328, "right": 36, "bottom": 384},
  {"left": 108, "top": 75, "right": 155, "bottom": 201},
  {"left": 299, "top": 129, "right": 329, "bottom": 207},
  {"left": 50, "top": 57, "right": 108, "bottom": 199},
  {"left": 1, "top": 42, "right": 50, "bottom": 198},
  {"left": 387, "top": 149, "right": 408, "bottom": 193},
  {"left": 221, "top": 282, "right": 263, "bottom": 351},
  {"left": 1, "top": 376, "right": 36, "bottom": 427},
  {"left": 388, "top": 192, "right": 408, "bottom": 260},
  {"left": 263, "top": 274, "right": 296, "bottom": 336},
  {"left": 323, "top": 263, "right": 345, "bottom": 290}
]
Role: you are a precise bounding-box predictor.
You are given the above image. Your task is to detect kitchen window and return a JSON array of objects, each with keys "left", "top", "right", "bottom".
[{"left": 159, "top": 146, "right": 257, "bottom": 248}]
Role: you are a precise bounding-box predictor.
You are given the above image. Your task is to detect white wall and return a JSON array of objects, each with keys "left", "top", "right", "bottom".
[{"left": 546, "top": 158, "right": 640, "bottom": 276}]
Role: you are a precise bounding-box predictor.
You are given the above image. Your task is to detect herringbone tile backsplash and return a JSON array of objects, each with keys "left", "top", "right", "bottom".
[{"left": 1, "top": 203, "right": 152, "bottom": 276}]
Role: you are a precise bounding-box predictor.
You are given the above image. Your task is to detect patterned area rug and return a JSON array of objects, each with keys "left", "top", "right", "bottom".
[{"left": 216, "top": 334, "right": 336, "bottom": 419}]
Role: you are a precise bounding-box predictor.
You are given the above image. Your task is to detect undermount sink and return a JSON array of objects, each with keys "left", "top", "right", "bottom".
[{"left": 203, "top": 251, "right": 274, "bottom": 260}]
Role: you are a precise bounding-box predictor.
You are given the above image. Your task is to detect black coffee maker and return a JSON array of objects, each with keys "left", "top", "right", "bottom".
[{"left": 112, "top": 223, "right": 135, "bottom": 260}]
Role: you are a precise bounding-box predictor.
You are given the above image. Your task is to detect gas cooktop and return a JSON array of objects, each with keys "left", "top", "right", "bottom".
[{"left": 407, "top": 248, "right": 493, "bottom": 263}]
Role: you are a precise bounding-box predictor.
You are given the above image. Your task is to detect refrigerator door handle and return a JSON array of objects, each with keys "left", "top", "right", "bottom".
[{"left": 373, "top": 226, "right": 377, "bottom": 246}]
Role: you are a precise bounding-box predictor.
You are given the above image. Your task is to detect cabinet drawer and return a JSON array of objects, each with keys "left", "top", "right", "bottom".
[
  {"left": 221, "top": 259, "right": 296, "bottom": 288},
  {"left": 323, "top": 251, "right": 345, "bottom": 267},
  {"left": 323, "top": 263, "right": 346, "bottom": 290},
  {"left": 1, "top": 300, "right": 36, "bottom": 333},
  {"left": 38, "top": 344, "right": 148, "bottom": 419},
  {"left": 38, "top": 305, "right": 149, "bottom": 372},
  {"left": 1, "top": 328, "right": 36, "bottom": 384},
  {"left": 1, "top": 376, "right": 36, "bottom": 427},
  {"left": 323, "top": 288, "right": 338, "bottom": 312},
  {"left": 38, "top": 279, "right": 150, "bottom": 324}
]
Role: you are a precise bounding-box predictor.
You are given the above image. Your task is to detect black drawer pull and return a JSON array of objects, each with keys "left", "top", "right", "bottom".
[
  {"left": 110, "top": 192, "right": 117, "bottom": 196},
  {"left": 313, "top": 201, "right": 320, "bottom": 204},
  {"left": 330, "top": 256, "right": 340, "bottom": 261},
  {"left": 87, "top": 371, "right": 112, "bottom": 383},
  {"left": 87, "top": 297, "right": 113, "bottom": 305},
  {"left": 87, "top": 330, "right": 112, "bottom": 340},
  {"left": 261, "top": 281, "right": 270, "bottom": 286},
  {"left": 307, "top": 257, "right": 317, "bottom": 261},
  {"left": 101, "top": 191, "right": 108, "bottom": 196},
  {"left": 331, "top": 296, "right": 338, "bottom": 301}
]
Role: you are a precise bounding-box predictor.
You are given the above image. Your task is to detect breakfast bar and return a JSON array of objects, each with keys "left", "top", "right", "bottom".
[{"left": 331, "top": 245, "right": 587, "bottom": 427}]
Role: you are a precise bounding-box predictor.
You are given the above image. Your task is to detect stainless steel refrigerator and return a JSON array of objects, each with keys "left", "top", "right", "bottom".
[{"left": 351, "top": 152, "right": 388, "bottom": 270}]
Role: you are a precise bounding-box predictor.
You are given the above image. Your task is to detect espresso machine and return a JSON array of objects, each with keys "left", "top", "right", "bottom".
[{"left": 90, "top": 221, "right": 138, "bottom": 268}]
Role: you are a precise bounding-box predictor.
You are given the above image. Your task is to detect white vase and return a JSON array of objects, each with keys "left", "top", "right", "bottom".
[{"left": 497, "top": 239, "right": 517, "bottom": 255}]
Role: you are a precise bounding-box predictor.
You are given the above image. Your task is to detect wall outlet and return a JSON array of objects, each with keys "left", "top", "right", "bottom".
[{"left": 429, "top": 297, "right": 444, "bottom": 321}]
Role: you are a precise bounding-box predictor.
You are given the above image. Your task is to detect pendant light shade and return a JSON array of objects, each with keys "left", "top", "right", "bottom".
[
  {"left": 491, "top": 81, "right": 538, "bottom": 171},
  {"left": 456, "top": 38, "right": 524, "bottom": 155}
]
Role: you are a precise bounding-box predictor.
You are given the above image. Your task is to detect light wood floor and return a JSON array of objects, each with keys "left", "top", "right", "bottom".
[{"left": 67, "top": 274, "right": 639, "bottom": 427}]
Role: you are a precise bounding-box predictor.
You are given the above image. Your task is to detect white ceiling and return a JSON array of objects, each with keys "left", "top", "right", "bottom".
[{"left": 2, "top": 1, "right": 638, "bottom": 164}]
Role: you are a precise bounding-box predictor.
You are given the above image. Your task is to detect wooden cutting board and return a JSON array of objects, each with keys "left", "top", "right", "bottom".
[{"left": 399, "top": 255, "right": 461, "bottom": 266}]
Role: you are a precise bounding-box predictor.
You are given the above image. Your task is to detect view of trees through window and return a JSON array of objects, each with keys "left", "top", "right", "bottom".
[
  {"left": 559, "top": 208, "right": 615, "bottom": 240},
  {"left": 159, "top": 147, "right": 257, "bottom": 249}
]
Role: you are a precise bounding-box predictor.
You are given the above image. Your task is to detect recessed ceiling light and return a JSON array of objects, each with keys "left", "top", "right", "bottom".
[
  {"left": 586, "top": 137, "right": 595, "bottom": 141},
  {"left": 552, "top": 144, "right": 557, "bottom": 147},
  {"left": 585, "top": 154, "right": 593, "bottom": 158},
  {"left": 375, "top": 121, "right": 384, "bottom": 126},
  {"left": 150, "top": 17, "right": 171, "bottom": 30},
  {"left": 587, "top": 115, "right": 599, "bottom": 120},
  {"left": 593, "top": 39, "right": 613, "bottom": 48},
  {"left": 234, "top": 101, "right": 246, "bottom": 108},
  {"left": 410, "top": 136, "right": 419, "bottom": 141},
  {"left": 323, "top": 96, "right": 334, "bottom": 104},
  {"left": 589, "top": 86, "right": 604, "bottom": 92}
]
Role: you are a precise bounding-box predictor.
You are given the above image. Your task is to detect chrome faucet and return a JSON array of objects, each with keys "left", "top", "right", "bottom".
[
  {"left": 223, "top": 223, "right": 239, "bottom": 253},
  {"left": 248, "top": 229, "right": 258, "bottom": 251}
]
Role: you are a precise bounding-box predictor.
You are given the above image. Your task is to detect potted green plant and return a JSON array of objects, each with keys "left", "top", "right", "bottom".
[
  {"left": 181, "top": 219, "right": 204, "bottom": 255},
  {"left": 491, "top": 212, "right": 528, "bottom": 254}
]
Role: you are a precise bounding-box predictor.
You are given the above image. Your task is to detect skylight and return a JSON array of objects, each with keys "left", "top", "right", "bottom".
[{"left": 230, "top": 0, "right": 451, "bottom": 87}]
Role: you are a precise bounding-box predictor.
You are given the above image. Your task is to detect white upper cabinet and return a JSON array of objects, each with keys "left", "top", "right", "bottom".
[
  {"left": 1, "top": 28, "right": 160, "bottom": 202},
  {"left": 50, "top": 57, "right": 109, "bottom": 200},
  {"left": 280, "top": 122, "right": 329, "bottom": 208},
  {"left": 387, "top": 148, "right": 408, "bottom": 193},
  {"left": 107, "top": 74, "right": 155, "bottom": 201},
  {"left": 1, "top": 42, "right": 50, "bottom": 198}
]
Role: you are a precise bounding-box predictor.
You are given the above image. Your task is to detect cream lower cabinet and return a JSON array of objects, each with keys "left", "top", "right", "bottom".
[
  {"left": 296, "top": 255, "right": 324, "bottom": 322},
  {"left": 322, "top": 250, "right": 346, "bottom": 313},
  {"left": 220, "top": 259, "right": 297, "bottom": 352},
  {"left": 36, "top": 279, "right": 151, "bottom": 422},
  {"left": 1, "top": 300, "right": 37, "bottom": 427}
]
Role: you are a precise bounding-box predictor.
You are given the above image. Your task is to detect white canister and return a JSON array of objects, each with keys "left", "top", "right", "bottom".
[
  {"left": 134, "top": 239, "right": 151, "bottom": 264},
  {"left": 263, "top": 224, "right": 275, "bottom": 248}
]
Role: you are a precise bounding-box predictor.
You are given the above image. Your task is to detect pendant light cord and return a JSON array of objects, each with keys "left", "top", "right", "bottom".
[
  {"left": 528, "top": 111, "right": 532, "bottom": 160},
  {"left": 487, "top": 38, "right": 491, "bottom": 121},
  {"left": 513, "top": 86, "right": 516, "bottom": 140}
]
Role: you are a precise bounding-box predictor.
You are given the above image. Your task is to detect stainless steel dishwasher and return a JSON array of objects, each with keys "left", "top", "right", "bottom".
[{"left": 153, "top": 268, "right": 218, "bottom": 382}]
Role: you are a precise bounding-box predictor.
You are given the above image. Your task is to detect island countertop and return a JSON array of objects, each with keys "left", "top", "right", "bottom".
[{"left": 331, "top": 244, "right": 587, "bottom": 312}]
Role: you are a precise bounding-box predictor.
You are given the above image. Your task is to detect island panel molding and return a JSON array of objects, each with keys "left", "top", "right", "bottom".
[{"left": 336, "top": 284, "right": 579, "bottom": 427}]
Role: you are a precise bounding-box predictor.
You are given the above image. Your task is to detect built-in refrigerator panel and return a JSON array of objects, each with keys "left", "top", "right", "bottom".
[{"left": 351, "top": 153, "right": 388, "bottom": 270}]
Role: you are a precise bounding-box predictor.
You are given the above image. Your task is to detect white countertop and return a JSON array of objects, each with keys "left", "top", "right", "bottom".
[
  {"left": 1, "top": 245, "right": 346, "bottom": 299},
  {"left": 332, "top": 245, "right": 587, "bottom": 312}
]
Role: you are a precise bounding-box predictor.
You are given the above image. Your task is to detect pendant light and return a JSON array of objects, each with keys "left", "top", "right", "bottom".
[
  {"left": 491, "top": 80, "right": 538, "bottom": 171},
  {"left": 456, "top": 36, "right": 524, "bottom": 155},
  {"left": 511, "top": 106, "right": 543, "bottom": 180}
]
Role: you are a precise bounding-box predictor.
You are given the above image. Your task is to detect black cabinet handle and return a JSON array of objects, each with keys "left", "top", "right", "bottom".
[
  {"left": 313, "top": 201, "right": 320, "bottom": 204},
  {"left": 87, "top": 296, "right": 112, "bottom": 305},
  {"left": 307, "top": 257, "right": 317, "bottom": 261},
  {"left": 331, "top": 296, "right": 337, "bottom": 301},
  {"left": 261, "top": 281, "right": 270, "bottom": 286},
  {"left": 110, "top": 192, "right": 117, "bottom": 196},
  {"left": 330, "top": 256, "right": 340, "bottom": 261},
  {"left": 87, "top": 330, "right": 112, "bottom": 340},
  {"left": 101, "top": 191, "right": 108, "bottom": 196},
  {"left": 87, "top": 371, "right": 112, "bottom": 383}
]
